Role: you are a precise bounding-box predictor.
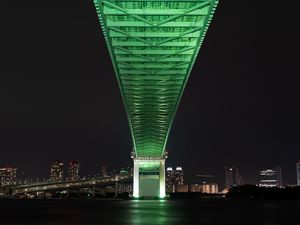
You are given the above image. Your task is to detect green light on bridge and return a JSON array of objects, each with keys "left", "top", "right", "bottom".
[{"left": 93, "top": 0, "right": 219, "bottom": 159}]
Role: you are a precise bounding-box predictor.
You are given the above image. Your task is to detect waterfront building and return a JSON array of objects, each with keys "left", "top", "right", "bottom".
[
  {"left": 50, "top": 160, "right": 64, "bottom": 182},
  {"left": 174, "top": 167, "right": 184, "bottom": 192},
  {"left": 0, "top": 167, "right": 17, "bottom": 186},
  {"left": 68, "top": 160, "right": 80, "bottom": 181},
  {"left": 259, "top": 166, "right": 282, "bottom": 187},
  {"left": 190, "top": 184, "right": 202, "bottom": 192},
  {"left": 166, "top": 167, "right": 174, "bottom": 193},
  {"left": 190, "top": 183, "right": 218, "bottom": 194},
  {"left": 176, "top": 185, "right": 188, "bottom": 193},
  {"left": 165, "top": 166, "right": 184, "bottom": 193},
  {"left": 224, "top": 167, "right": 241, "bottom": 189},
  {"left": 201, "top": 183, "right": 218, "bottom": 193}
]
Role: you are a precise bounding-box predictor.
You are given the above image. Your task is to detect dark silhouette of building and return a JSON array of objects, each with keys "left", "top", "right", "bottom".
[{"left": 224, "top": 167, "right": 241, "bottom": 189}]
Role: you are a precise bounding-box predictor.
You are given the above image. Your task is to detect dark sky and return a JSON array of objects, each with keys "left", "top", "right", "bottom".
[{"left": 0, "top": 1, "right": 299, "bottom": 186}]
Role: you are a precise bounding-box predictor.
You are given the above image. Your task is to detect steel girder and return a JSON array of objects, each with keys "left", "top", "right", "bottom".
[{"left": 93, "top": 0, "right": 218, "bottom": 157}]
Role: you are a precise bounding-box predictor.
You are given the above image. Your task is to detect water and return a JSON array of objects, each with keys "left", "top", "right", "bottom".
[{"left": 1, "top": 199, "right": 300, "bottom": 225}]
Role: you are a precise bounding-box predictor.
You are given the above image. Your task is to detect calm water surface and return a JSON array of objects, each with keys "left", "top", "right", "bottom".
[{"left": 0, "top": 199, "right": 300, "bottom": 225}]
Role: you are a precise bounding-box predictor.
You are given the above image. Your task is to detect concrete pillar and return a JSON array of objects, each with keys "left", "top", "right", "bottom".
[
  {"left": 159, "top": 159, "right": 166, "bottom": 198},
  {"left": 133, "top": 159, "right": 139, "bottom": 198}
]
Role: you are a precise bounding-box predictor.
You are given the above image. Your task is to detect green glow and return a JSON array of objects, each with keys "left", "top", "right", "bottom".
[
  {"left": 159, "top": 193, "right": 166, "bottom": 199},
  {"left": 139, "top": 161, "right": 160, "bottom": 171},
  {"left": 93, "top": 0, "right": 218, "bottom": 157}
]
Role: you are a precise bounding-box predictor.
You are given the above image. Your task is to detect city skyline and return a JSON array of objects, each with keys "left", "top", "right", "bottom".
[
  {"left": 0, "top": 0, "right": 299, "bottom": 186},
  {"left": 3, "top": 160, "right": 300, "bottom": 190}
]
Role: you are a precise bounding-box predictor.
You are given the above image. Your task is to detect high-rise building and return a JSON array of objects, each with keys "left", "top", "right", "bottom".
[
  {"left": 50, "top": 160, "right": 64, "bottom": 182},
  {"left": 297, "top": 161, "right": 300, "bottom": 185},
  {"left": 165, "top": 166, "right": 184, "bottom": 193},
  {"left": 0, "top": 167, "right": 17, "bottom": 186},
  {"left": 174, "top": 167, "right": 184, "bottom": 189},
  {"left": 166, "top": 167, "right": 174, "bottom": 193},
  {"left": 68, "top": 160, "right": 80, "bottom": 181},
  {"left": 259, "top": 166, "right": 282, "bottom": 187},
  {"left": 224, "top": 167, "right": 241, "bottom": 189}
]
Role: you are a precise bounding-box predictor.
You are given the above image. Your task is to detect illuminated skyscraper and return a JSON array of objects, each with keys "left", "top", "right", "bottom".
[
  {"left": 166, "top": 167, "right": 174, "bottom": 193},
  {"left": 50, "top": 160, "right": 64, "bottom": 182},
  {"left": 165, "top": 166, "right": 184, "bottom": 193},
  {"left": 68, "top": 161, "right": 80, "bottom": 181},
  {"left": 0, "top": 167, "right": 17, "bottom": 186},
  {"left": 224, "top": 167, "right": 241, "bottom": 189},
  {"left": 297, "top": 161, "right": 300, "bottom": 185},
  {"left": 174, "top": 167, "right": 184, "bottom": 188},
  {"left": 259, "top": 166, "right": 282, "bottom": 187}
]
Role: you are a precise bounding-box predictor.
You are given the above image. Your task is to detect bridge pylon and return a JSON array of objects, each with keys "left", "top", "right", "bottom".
[{"left": 132, "top": 152, "right": 166, "bottom": 198}]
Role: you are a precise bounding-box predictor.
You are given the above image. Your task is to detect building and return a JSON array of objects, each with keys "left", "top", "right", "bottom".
[
  {"left": 0, "top": 167, "right": 17, "bottom": 186},
  {"left": 224, "top": 167, "right": 241, "bottom": 189},
  {"left": 174, "top": 167, "right": 184, "bottom": 190},
  {"left": 165, "top": 166, "right": 184, "bottom": 193},
  {"left": 190, "top": 184, "right": 202, "bottom": 192},
  {"left": 100, "top": 166, "right": 108, "bottom": 178},
  {"left": 201, "top": 183, "right": 218, "bottom": 194},
  {"left": 166, "top": 167, "right": 174, "bottom": 193},
  {"left": 190, "top": 183, "right": 218, "bottom": 194},
  {"left": 68, "top": 161, "right": 80, "bottom": 181},
  {"left": 50, "top": 160, "right": 64, "bottom": 182},
  {"left": 297, "top": 161, "right": 300, "bottom": 185},
  {"left": 259, "top": 166, "right": 282, "bottom": 187},
  {"left": 176, "top": 185, "right": 188, "bottom": 193}
]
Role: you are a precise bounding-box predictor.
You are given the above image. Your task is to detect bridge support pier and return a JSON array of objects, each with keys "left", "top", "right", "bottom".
[{"left": 133, "top": 157, "right": 165, "bottom": 198}]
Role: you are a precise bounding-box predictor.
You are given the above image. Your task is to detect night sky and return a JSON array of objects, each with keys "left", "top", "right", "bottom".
[{"left": 0, "top": 1, "right": 299, "bottom": 186}]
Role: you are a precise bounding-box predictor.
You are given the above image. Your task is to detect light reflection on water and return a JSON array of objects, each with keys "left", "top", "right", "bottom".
[
  {"left": 123, "top": 200, "right": 181, "bottom": 225},
  {"left": 1, "top": 199, "right": 300, "bottom": 225},
  {"left": 117, "top": 199, "right": 300, "bottom": 225}
]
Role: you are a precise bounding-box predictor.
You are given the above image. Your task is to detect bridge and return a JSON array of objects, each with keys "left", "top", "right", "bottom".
[
  {"left": 1, "top": 175, "right": 132, "bottom": 198},
  {"left": 93, "top": 0, "right": 218, "bottom": 198}
]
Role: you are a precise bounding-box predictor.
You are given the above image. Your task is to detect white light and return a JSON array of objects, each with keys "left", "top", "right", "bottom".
[{"left": 159, "top": 192, "right": 166, "bottom": 198}]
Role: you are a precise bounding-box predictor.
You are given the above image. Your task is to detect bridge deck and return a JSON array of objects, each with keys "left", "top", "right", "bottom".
[{"left": 93, "top": 0, "right": 218, "bottom": 157}]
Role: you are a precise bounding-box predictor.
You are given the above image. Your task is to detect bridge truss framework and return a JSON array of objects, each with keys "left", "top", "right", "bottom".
[{"left": 93, "top": 0, "right": 218, "bottom": 197}]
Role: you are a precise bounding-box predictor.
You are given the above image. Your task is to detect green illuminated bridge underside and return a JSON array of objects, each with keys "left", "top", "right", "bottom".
[{"left": 93, "top": 0, "right": 218, "bottom": 157}]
